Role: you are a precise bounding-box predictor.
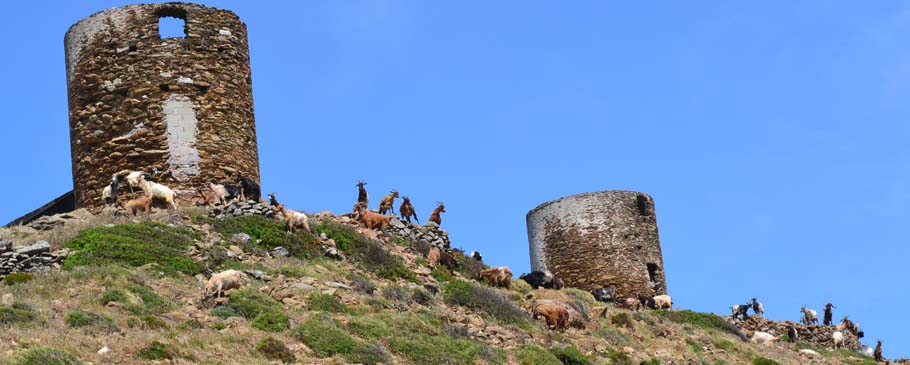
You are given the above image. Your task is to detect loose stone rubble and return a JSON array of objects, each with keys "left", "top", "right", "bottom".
[{"left": 0, "top": 240, "right": 67, "bottom": 280}]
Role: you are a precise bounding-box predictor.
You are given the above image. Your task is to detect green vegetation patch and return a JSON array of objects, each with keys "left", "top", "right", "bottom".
[
  {"left": 66, "top": 310, "right": 115, "bottom": 331},
  {"left": 514, "top": 345, "right": 563, "bottom": 365},
  {"left": 443, "top": 280, "right": 529, "bottom": 325},
  {"left": 64, "top": 222, "right": 201, "bottom": 275},
  {"left": 309, "top": 292, "right": 350, "bottom": 313},
  {"left": 751, "top": 357, "right": 779, "bottom": 365},
  {"left": 314, "top": 220, "right": 416, "bottom": 282},
  {"left": 125, "top": 285, "right": 175, "bottom": 315},
  {"left": 10, "top": 347, "right": 82, "bottom": 365},
  {"left": 653, "top": 310, "right": 743, "bottom": 338},
  {"left": 291, "top": 318, "right": 360, "bottom": 357},
  {"left": 256, "top": 336, "right": 296, "bottom": 363},
  {"left": 3, "top": 272, "right": 34, "bottom": 286},
  {"left": 138, "top": 340, "right": 179, "bottom": 360},
  {"left": 227, "top": 288, "right": 283, "bottom": 319},
  {"left": 0, "top": 303, "right": 38, "bottom": 325},
  {"left": 549, "top": 346, "right": 592, "bottom": 365},
  {"left": 209, "top": 215, "right": 320, "bottom": 258},
  {"left": 640, "top": 359, "right": 661, "bottom": 365},
  {"left": 251, "top": 310, "right": 289, "bottom": 332}
]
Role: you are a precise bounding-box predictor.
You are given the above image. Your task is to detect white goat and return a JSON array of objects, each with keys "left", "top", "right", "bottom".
[
  {"left": 801, "top": 305, "right": 819, "bottom": 325},
  {"left": 653, "top": 294, "right": 673, "bottom": 309},
  {"left": 138, "top": 175, "right": 178, "bottom": 210},
  {"left": 203, "top": 269, "right": 246, "bottom": 299},
  {"left": 276, "top": 205, "right": 311, "bottom": 233},
  {"left": 208, "top": 181, "right": 230, "bottom": 205},
  {"left": 125, "top": 170, "right": 144, "bottom": 192},
  {"left": 750, "top": 331, "right": 777, "bottom": 346},
  {"left": 832, "top": 331, "right": 845, "bottom": 349}
]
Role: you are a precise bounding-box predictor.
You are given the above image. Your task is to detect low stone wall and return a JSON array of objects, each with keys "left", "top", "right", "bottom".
[
  {"left": 734, "top": 315, "right": 863, "bottom": 350},
  {"left": 211, "top": 200, "right": 276, "bottom": 219},
  {"left": 0, "top": 240, "right": 66, "bottom": 281},
  {"left": 387, "top": 216, "right": 451, "bottom": 249}
]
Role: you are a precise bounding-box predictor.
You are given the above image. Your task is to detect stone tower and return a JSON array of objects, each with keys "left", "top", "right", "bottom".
[
  {"left": 526, "top": 191, "right": 668, "bottom": 298},
  {"left": 64, "top": 2, "right": 259, "bottom": 209}
]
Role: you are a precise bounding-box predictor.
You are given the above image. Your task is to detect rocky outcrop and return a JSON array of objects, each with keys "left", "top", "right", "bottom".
[
  {"left": 734, "top": 315, "right": 863, "bottom": 350},
  {"left": 211, "top": 200, "right": 276, "bottom": 219},
  {"left": 387, "top": 216, "right": 451, "bottom": 249},
  {"left": 0, "top": 240, "right": 67, "bottom": 280}
]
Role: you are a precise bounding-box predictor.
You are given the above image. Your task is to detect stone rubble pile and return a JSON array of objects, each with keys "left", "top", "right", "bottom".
[
  {"left": 26, "top": 209, "right": 94, "bottom": 231},
  {"left": 211, "top": 200, "right": 276, "bottom": 219},
  {"left": 0, "top": 240, "right": 67, "bottom": 280},
  {"left": 733, "top": 315, "right": 863, "bottom": 350},
  {"left": 386, "top": 216, "right": 451, "bottom": 249}
]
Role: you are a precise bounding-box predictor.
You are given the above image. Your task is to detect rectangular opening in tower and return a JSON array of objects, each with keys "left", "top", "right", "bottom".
[
  {"left": 157, "top": 8, "right": 187, "bottom": 39},
  {"left": 163, "top": 94, "right": 200, "bottom": 181}
]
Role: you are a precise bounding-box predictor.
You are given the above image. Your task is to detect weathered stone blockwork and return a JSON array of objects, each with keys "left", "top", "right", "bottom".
[
  {"left": 65, "top": 2, "right": 259, "bottom": 209},
  {"left": 526, "top": 191, "right": 667, "bottom": 298}
]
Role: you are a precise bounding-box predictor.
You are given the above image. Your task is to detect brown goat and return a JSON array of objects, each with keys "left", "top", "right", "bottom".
[
  {"left": 428, "top": 202, "right": 446, "bottom": 225},
  {"left": 532, "top": 303, "right": 569, "bottom": 331},
  {"left": 378, "top": 190, "right": 399, "bottom": 215},
  {"left": 353, "top": 202, "right": 390, "bottom": 230},
  {"left": 478, "top": 267, "right": 513, "bottom": 288},
  {"left": 123, "top": 196, "right": 153, "bottom": 216},
  {"left": 427, "top": 246, "right": 441, "bottom": 267},
  {"left": 399, "top": 196, "right": 419, "bottom": 224},
  {"left": 356, "top": 180, "right": 368, "bottom": 206}
]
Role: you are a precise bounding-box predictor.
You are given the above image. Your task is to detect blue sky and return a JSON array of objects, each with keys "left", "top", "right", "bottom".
[{"left": 2, "top": 1, "right": 908, "bottom": 357}]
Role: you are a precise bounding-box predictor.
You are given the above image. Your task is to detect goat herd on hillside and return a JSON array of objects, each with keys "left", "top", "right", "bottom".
[{"left": 99, "top": 172, "right": 885, "bottom": 362}]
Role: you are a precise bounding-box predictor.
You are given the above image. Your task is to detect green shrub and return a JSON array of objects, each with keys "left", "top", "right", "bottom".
[
  {"left": 291, "top": 318, "right": 360, "bottom": 357},
  {"left": 251, "top": 311, "right": 289, "bottom": 332},
  {"left": 0, "top": 303, "right": 38, "bottom": 325},
  {"left": 752, "top": 357, "right": 779, "bottom": 365},
  {"left": 515, "top": 345, "right": 563, "bottom": 365},
  {"left": 611, "top": 312, "right": 634, "bottom": 329},
  {"left": 382, "top": 285, "right": 412, "bottom": 304},
  {"left": 64, "top": 222, "right": 201, "bottom": 275},
  {"left": 349, "top": 273, "right": 376, "bottom": 294},
  {"left": 687, "top": 340, "right": 704, "bottom": 353},
  {"left": 177, "top": 318, "right": 205, "bottom": 330},
  {"left": 653, "top": 310, "right": 744, "bottom": 338},
  {"left": 99, "top": 289, "right": 127, "bottom": 305},
  {"left": 443, "top": 280, "right": 529, "bottom": 325},
  {"left": 4, "top": 272, "right": 34, "bottom": 286},
  {"left": 606, "top": 349, "right": 633, "bottom": 365},
  {"left": 211, "top": 215, "right": 319, "bottom": 258},
  {"left": 411, "top": 287, "right": 434, "bottom": 306},
  {"left": 594, "top": 327, "right": 634, "bottom": 347},
  {"left": 453, "top": 253, "right": 484, "bottom": 279},
  {"left": 126, "top": 285, "right": 175, "bottom": 315},
  {"left": 314, "top": 220, "right": 416, "bottom": 282},
  {"left": 136, "top": 314, "right": 168, "bottom": 330},
  {"left": 346, "top": 342, "right": 392, "bottom": 365},
  {"left": 138, "top": 341, "right": 178, "bottom": 360},
  {"left": 228, "top": 289, "right": 283, "bottom": 319},
  {"left": 640, "top": 359, "right": 661, "bottom": 365},
  {"left": 10, "top": 347, "right": 82, "bottom": 365},
  {"left": 309, "top": 293, "right": 350, "bottom": 313},
  {"left": 549, "top": 346, "right": 591, "bottom": 365},
  {"left": 256, "top": 337, "right": 296, "bottom": 363},
  {"left": 712, "top": 338, "right": 734, "bottom": 350},
  {"left": 66, "top": 310, "right": 115, "bottom": 331},
  {"left": 211, "top": 305, "right": 240, "bottom": 319},
  {"left": 431, "top": 266, "right": 454, "bottom": 282}
]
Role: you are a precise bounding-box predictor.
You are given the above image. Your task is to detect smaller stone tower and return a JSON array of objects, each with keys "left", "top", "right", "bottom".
[{"left": 526, "top": 191, "right": 667, "bottom": 298}]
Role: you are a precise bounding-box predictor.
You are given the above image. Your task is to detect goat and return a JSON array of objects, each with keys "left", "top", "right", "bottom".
[
  {"left": 378, "top": 190, "right": 399, "bottom": 215},
  {"left": 208, "top": 180, "right": 232, "bottom": 205},
  {"left": 427, "top": 246, "right": 441, "bottom": 267},
  {"left": 237, "top": 174, "right": 261, "bottom": 202},
  {"left": 874, "top": 340, "right": 883, "bottom": 362},
  {"left": 399, "top": 196, "right": 419, "bottom": 224},
  {"left": 622, "top": 297, "right": 642, "bottom": 311},
  {"left": 591, "top": 286, "right": 616, "bottom": 303},
  {"left": 751, "top": 297, "right": 764, "bottom": 317},
  {"left": 801, "top": 305, "right": 819, "bottom": 325},
  {"left": 750, "top": 331, "right": 776, "bottom": 346},
  {"left": 519, "top": 271, "right": 554, "bottom": 289},
  {"left": 353, "top": 202, "right": 390, "bottom": 230},
  {"left": 125, "top": 170, "right": 145, "bottom": 192},
  {"left": 428, "top": 201, "right": 445, "bottom": 225},
  {"left": 138, "top": 175, "right": 178, "bottom": 210},
  {"left": 832, "top": 331, "right": 845, "bottom": 349},
  {"left": 837, "top": 316, "right": 859, "bottom": 336},
  {"left": 478, "top": 267, "right": 512, "bottom": 288},
  {"left": 123, "top": 196, "right": 153, "bottom": 217},
  {"left": 275, "top": 204, "right": 311, "bottom": 233},
  {"left": 653, "top": 294, "right": 672, "bottom": 309},
  {"left": 638, "top": 294, "right": 656, "bottom": 310},
  {"left": 532, "top": 302, "right": 569, "bottom": 331},
  {"left": 470, "top": 251, "right": 482, "bottom": 262},
  {"left": 731, "top": 304, "right": 750, "bottom": 320},
  {"left": 823, "top": 302, "right": 835, "bottom": 326},
  {"left": 203, "top": 269, "right": 246, "bottom": 299},
  {"left": 550, "top": 278, "right": 565, "bottom": 290},
  {"left": 101, "top": 174, "right": 121, "bottom": 206},
  {"left": 268, "top": 193, "right": 280, "bottom": 207},
  {"left": 787, "top": 325, "right": 798, "bottom": 343},
  {"left": 356, "top": 180, "right": 368, "bottom": 206}
]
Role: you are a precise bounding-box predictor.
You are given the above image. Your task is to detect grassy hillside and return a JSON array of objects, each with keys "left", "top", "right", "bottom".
[{"left": 0, "top": 208, "right": 883, "bottom": 364}]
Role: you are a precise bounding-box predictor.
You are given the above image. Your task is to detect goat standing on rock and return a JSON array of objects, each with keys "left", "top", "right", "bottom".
[
  {"left": 101, "top": 173, "right": 122, "bottom": 206},
  {"left": 138, "top": 174, "right": 178, "bottom": 210},
  {"left": 379, "top": 190, "right": 399, "bottom": 215},
  {"left": 824, "top": 302, "right": 835, "bottom": 326},
  {"left": 751, "top": 297, "right": 764, "bottom": 317},
  {"left": 275, "top": 204, "right": 311, "bottom": 233},
  {"left": 801, "top": 305, "right": 818, "bottom": 325},
  {"left": 356, "top": 180, "right": 368, "bottom": 206},
  {"left": 353, "top": 202, "right": 390, "bottom": 230},
  {"left": 428, "top": 202, "right": 446, "bottom": 225},
  {"left": 399, "top": 196, "right": 419, "bottom": 224}
]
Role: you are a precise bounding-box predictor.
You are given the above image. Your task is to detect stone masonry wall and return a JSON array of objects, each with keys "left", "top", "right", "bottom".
[
  {"left": 526, "top": 191, "right": 667, "bottom": 298},
  {"left": 65, "top": 2, "right": 260, "bottom": 209}
]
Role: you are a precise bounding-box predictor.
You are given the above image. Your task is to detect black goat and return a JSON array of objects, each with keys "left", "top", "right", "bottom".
[
  {"left": 638, "top": 294, "right": 656, "bottom": 310},
  {"left": 238, "top": 175, "right": 261, "bottom": 202},
  {"left": 591, "top": 286, "right": 616, "bottom": 303},
  {"left": 787, "top": 326, "right": 798, "bottom": 343},
  {"left": 824, "top": 302, "right": 835, "bottom": 326}
]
